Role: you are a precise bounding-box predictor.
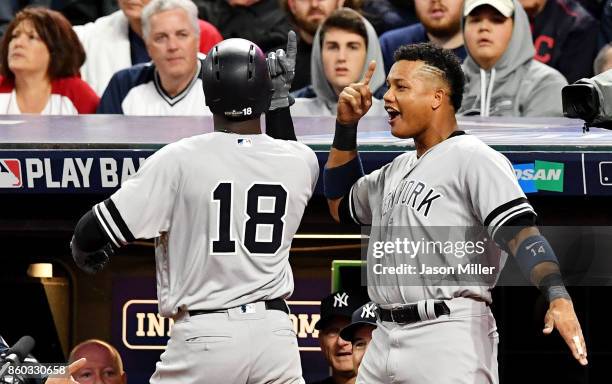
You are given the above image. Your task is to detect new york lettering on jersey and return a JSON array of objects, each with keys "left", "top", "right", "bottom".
[{"left": 352, "top": 134, "right": 536, "bottom": 305}]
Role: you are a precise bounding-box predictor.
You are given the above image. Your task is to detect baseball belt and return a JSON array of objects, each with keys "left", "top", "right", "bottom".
[
  {"left": 188, "top": 298, "right": 289, "bottom": 317},
  {"left": 376, "top": 301, "right": 450, "bottom": 324}
]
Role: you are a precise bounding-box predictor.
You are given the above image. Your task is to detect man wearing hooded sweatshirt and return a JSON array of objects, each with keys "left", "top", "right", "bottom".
[
  {"left": 458, "top": 0, "right": 568, "bottom": 117},
  {"left": 290, "top": 8, "right": 387, "bottom": 118}
]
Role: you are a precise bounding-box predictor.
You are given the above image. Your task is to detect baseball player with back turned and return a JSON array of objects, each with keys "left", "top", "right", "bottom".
[
  {"left": 321, "top": 43, "right": 587, "bottom": 383},
  {"left": 70, "top": 34, "right": 318, "bottom": 383}
]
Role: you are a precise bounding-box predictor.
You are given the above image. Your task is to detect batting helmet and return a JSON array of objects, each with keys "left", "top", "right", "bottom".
[{"left": 203, "top": 38, "right": 273, "bottom": 121}]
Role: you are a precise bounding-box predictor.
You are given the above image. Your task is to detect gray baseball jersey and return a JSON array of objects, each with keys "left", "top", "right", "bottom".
[
  {"left": 94, "top": 132, "right": 319, "bottom": 317},
  {"left": 348, "top": 133, "right": 535, "bottom": 305}
]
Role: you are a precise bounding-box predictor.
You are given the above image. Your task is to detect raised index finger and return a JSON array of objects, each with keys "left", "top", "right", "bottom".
[
  {"left": 286, "top": 30, "right": 297, "bottom": 63},
  {"left": 362, "top": 60, "right": 376, "bottom": 86}
]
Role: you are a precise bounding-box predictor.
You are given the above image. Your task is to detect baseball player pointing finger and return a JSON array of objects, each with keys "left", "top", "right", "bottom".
[
  {"left": 322, "top": 42, "right": 587, "bottom": 383},
  {"left": 337, "top": 60, "right": 376, "bottom": 120}
]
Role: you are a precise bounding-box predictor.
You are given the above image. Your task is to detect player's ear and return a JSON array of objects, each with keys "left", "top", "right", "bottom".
[{"left": 431, "top": 88, "right": 445, "bottom": 110}]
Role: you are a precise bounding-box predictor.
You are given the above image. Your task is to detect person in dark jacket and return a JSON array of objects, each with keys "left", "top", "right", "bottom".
[
  {"left": 280, "top": 0, "right": 346, "bottom": 91},
  {"left": 0, "top": 1, "right": 118, "bottom": 36},
  {"left": 361, "top": 0, "right": 419, "bottom": 35},
  {"left": 195, "top": 0, "right": 290, "bottom": 53},
  {"left": 520, "top": 0, "right": 599, "bottom": 83},
  {"left": 379, "top": 0, "right": 467, "bottom": 75}
]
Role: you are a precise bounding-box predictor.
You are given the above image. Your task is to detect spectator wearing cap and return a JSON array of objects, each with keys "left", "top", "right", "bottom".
[
  {"left": 458, "top": 0, "right": 567, "bottom": 117},
  {"left": 339, "top": 302, "right": 378, "bottom": 373},
  {"left": 310, "top": 289, "right": 369, "bottom": 384}
]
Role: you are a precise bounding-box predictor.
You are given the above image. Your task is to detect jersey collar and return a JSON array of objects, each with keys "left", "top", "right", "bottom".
[{"left": 447, "top": 130, "right": 466, "bottom": 139}]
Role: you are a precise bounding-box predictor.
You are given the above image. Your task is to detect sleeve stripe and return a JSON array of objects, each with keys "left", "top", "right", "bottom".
[
  {"left": 103, "top": 199, "right": 136, "bottom": 243},
  {"left": 348, "top": 185, "right": 365, "bottom": 226},
  {"left": 490, "top": 206, "right": 536, "bottom": 240},
  {"left": 93, "top": 204, "right": 121, "bottom": 248},
  {"left": 489, "top": 202, "right": 535, "bottom": 230},
  {"left": 97, "top": 201, "right": 128, "bottom": 244},
  {"left": 483, "top": 197, "right": 531, "bottom": 227}
]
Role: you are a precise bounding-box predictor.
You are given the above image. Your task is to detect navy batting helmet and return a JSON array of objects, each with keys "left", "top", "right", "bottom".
[{"left": 203, "top": 38, "right": 273, "bottom": 121}]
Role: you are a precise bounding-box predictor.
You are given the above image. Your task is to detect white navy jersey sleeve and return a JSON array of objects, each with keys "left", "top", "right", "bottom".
[
  {"left": 349, "top": 154, "right": 411, "bottom": 227},
  {"left": 466, "top": 145, "right": 536, "bottom": 240},
  {"left": 94, "top": 144, "right": 179, "bottom": 245},
  {"left": 94, "top": 133, "right": 318, "bottom": 316}
]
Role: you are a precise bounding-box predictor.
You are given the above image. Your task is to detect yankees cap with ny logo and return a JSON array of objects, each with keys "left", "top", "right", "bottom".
[
  {"left": 315, "top": 289, "right": 370, "bottom": 331},
  {"left": 339, "top": 302, "right": 378, "bottom": 342}
]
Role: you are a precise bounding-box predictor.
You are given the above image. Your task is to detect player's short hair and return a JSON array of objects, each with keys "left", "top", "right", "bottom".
[
  {"left": 319, "top": 8, "right": 368, "bottom": 49},
  {"left": 0, "top": 7, "right": 85, "bottom": 81},
  {"left": 69, "top": 339, "right": 125, "bottom": 373},
  {"left": 142, "top": 0, "right": 200, "bottom": 41},
  {"left": 393, "top": 43, "right": 465, "bottom": 111}
]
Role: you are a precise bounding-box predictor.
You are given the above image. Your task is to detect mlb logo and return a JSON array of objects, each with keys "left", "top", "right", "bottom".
[
  {"left": 237, "top": 138, "right": 252, "bottom": 147},
  {"left": 239, "top": 303, "right": 256, "bottom": 314},
  {"left": 0, "top": 159, "right": 22, "bottom": 188}
]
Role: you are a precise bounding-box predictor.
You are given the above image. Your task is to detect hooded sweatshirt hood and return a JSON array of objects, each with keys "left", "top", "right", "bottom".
[
  {"left": 459, "top": 0, "right": 567, "bottom": 117},
  {"left": 309, "top": 8, "right": 386, "bottom": 113},
  {"left": 462, "top": 0, "right": 534, "bottom": 80}
]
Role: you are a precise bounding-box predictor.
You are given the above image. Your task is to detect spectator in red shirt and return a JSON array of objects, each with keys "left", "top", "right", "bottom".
[{"left": 0, "top": 7, "right": 99, "bottom": 114}]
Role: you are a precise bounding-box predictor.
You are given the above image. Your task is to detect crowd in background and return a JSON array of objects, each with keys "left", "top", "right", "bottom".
[
  {"left": 0, "top": 0, "right": 609, "bottom": 119},
  {"left": 0, "top": 2, "right": 608, "bottom": 383}
]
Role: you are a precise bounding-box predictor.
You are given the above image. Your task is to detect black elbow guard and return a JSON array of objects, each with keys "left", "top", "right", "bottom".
[
  {"left": 71, "top": 209, "right": 116, "bottom": 274},
  {"left": 74, "top": 209, "right": 110, "bottom": 251}
]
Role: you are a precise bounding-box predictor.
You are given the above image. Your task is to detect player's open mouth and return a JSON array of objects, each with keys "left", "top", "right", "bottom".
[
  {"left": 386, "top": 107, "right": 400, "bottom": 124},
  {"left": 336, "top": 352, "right": 352, "bottom": 357}
]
